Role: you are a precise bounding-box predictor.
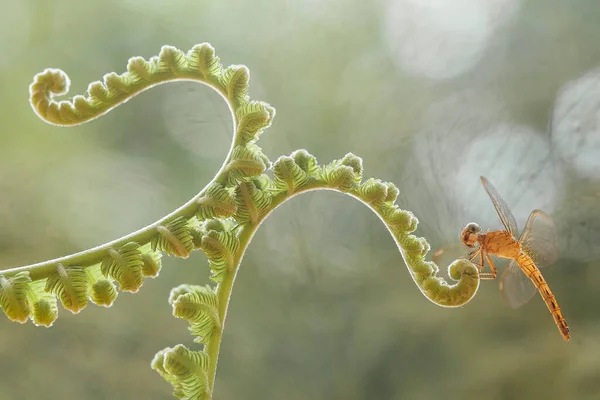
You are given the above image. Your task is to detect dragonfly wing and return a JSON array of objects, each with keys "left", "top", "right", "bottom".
[
  {"left": 519, "top": 209, "right": 559, "bottom": 267},
  {"left": 480, "top": 176, "right": 519, "bottom": 237},
  {"left": 499, "top": 259, "right": 537, "bottom": 309}
]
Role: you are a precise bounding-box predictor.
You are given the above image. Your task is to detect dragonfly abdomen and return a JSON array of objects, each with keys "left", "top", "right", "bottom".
[{"left": 515, "top": 253, "right": 571, "bottom": 341}]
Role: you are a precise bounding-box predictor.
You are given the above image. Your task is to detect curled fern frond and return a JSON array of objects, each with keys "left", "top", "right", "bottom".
[
  {"left": 220, "top": 65, "right": 249, "bottom": 110},
  {"left": 152, "top": 345, "right": 210, "bottom": 400},
  {"left": 170, "top": 284, "right": 220, "bottom": 344},
  {"left": 379, "top": 204, "right": 418, "bottom": 235},
  {"left": 340, "top": 153, "right": 363, "bottom": 183},
  {"left": 100, "top": 242, "right": 144, "bottom": 293},
  {"left": 234, "top": 178, "right": 273, "bottom": 225},
  {"left": 153, "top": 217, "right": 195, "bottom": 258},
  {"left": 28, "top": 43, "right": 230, "bottom": 127},
  {"left": 235, "top": 101, "right": 276, "bottom": 145},
  {"left": 273, "top": 155, "right": 311, "bottom": 194},
  {"left": 141, "top": 252, "right": 163, "bottom": 278},
  {"left": 384, "top": 182, "right": 399, "bottom": 203},
  {"left": 45, "top": 264, "right": 89, "bottom": 314},
  {"left": 356, "top": 178, "right": 389, "bottom": 206},
  {"left": 196, "top": 183, "right": 237, "bottom": 220},
  {"left": 290, "top": 149, "right": 319, "bottom": 176},
  {"left": 28, "top": 280, "right": 58, "bottom": 326},
  {"left": 91, "top": 279, "right": 119, "bottom": 307},
  {"left": 200, "top": 231, "right": 240, "bottom": 283},
  {"left": 224, "top": 144, "right": 270, "bottom": 185},
  {"left": 320, "top": 164, "right": 358, "bottom": 191},
  {"left": 0, "top": 272, "right": 32, "bottom": 323}
]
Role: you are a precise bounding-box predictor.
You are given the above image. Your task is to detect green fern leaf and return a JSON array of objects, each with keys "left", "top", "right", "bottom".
[
  {"left": 319, "top": 164, "right": 357, "bottom": 191},
  {"left": 200, "top": 231, "right": 240, "bottom": 283},
  {"left": 100, "top": 242, "right": 144, "bottom": 293},
  {"left": 273, "top": 155, "right": 311, "bottom": 194},
  {"left": 28, "top": 280, "right": 58, "bottom": 327},
  {"left": 379, "top": 204, "right": 418, "bottom": 234},
  {"left": 186, "top": 43, "right": 223, "bottom": 85},
  {"left": 196, "top": 183, "right": 237, "bottom": 220},
  {"left": 290, "top": 149, "right": 319, "bottom": 176},
  {"left": 153, "top": 217, "right": 195, "bottom": 258},
  {"left": 224, "top": 144, "right": 270, "bottom": 185},
  {"left": 141, "top": 252, "right": 163, "bottom": 278},
  {"left": 45, "top": 264, "right": 89, "bottom": 314},
  {"left": 220, "top": 65, "right": 249, "bottom": 109},
  {"left": 356, "top": 178, "right": 389, "bottom": 206},
  {"left": 171, "top": 284, "right": 220, "bottom": 344},
  {"left": 91, "top": 279, "right": 119, "bottom": 307},
  {"left": 235, "top": 101, "right": 276, "bottom": 144},
  {"left": 153, "top": 345, "right": 210, "bottom": 400},
  {"left": 234, "top": 178, "right": 273, "bottom": 225},
  {"left": 0, "top": 272, "right": 32, "bottom": 323}
]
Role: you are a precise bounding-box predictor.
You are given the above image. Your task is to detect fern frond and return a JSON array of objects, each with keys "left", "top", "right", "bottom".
[
  {"left": 152, "top": 345, "right": 211, "bottom": 400},
  {"left": 28, "top": 43, "right": 229, "bottom": 127},
  {"left": 379, "top": 204, "right": 418, "bottom": 235},
  {"left": 235, "top": 101, "right": 276, "bottom": 144},
  {"left": 196, "top": 183, "right": 237, "bottom": 220},
  {"left": 220, "top": 65, "right": 249, "bottom": 110},
  {"left": 153, "top": 217, "right": 195, "bottom": 258},
  {"left": 141, "top": 252, "right": 163, "bottom": 278},
  {"left": 224, "top": 144, "right": 270, "bottom": 185},
  {"left": 0, "top": 272, "right": 32, "bottom": 323},
  {"left": 170, "top": 284, "right": 220, "bottom": 344},
  {"left": 100, "top": 242, "right": 144, "bottom": 293},
  {"left": 272, "top": 156, "right": 311, "bottom": 194},
  {"left": 45, "top": 264, "right": 89, "bottom": 314},
  {"left": 28, "top": 280, "right": 58, "bottom": 327},
  {"left": 234, "top": 178, "right": 273, "bottom": 225},
  {"left": 290, "top": 149, "right": 319, "bottom": 176},
  {"left": 200, "top": 231, "right": 240, "bottom": 283},
  {"left": 356, "top": 178, "right": 389, "bottom": 206}
]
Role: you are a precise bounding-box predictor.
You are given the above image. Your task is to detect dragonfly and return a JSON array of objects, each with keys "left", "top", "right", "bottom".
[{"left": 459, "top": 176, "right": 570, "bottom": 341}]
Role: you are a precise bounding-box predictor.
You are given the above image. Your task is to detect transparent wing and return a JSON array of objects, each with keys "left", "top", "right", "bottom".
[
  {"left": 499, "top": 260, "right": 537, "bottom": 309},
  {"left": 519, "top": 209, "right": 559, "bottom": 267},
  {"left": 499, "top": 209, "right": 559, "bottom": 308},
  {"left": 480, "top": 176, "right": 519, "bottom": 237}
]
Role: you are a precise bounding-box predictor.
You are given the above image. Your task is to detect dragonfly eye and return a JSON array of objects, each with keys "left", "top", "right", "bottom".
[{"left": 466, "top": 222, "right": 481, "bottom": 233}]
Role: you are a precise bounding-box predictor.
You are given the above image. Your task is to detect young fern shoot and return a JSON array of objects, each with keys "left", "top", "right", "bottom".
[{"left": 0, "top": 43, "right": 481, "bottom": 399}]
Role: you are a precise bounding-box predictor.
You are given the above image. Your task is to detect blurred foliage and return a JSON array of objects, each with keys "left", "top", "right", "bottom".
[{"left": 1, "top": 0, "right": 600, "bottom": 399}]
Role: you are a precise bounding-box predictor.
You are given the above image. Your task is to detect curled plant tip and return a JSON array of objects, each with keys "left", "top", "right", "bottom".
[
  {"left": 28, "top": 43, "right": 234, "bottom": 127},
  {"left": 290, "top": 149, "right": 319, "bottom": 176},
  {"left": 224, "top": 144, "right": 270, "bottom": 185},
  {"left": 170, "top": 284, "right": 220, "bottom": 344},
  {"left": 340, "top": 153, "right": 364, "bottom": 184},
  {"left": 201, "top": 219, "right": 235, "bottom": 233},
  {"left": 379, "top": 205, "right": 418, "bottom": 234},
  {"left": 200, "top": 231, "right": 240, "bottom": 283},
  {"left": 356, "top": 178, "right": 389, "bottom": 206},
  {"left": 220, "top": 65, "right": 249, "bottom": 109},
  {"left": 0, "top": 272, "right": 32, "bottom": 324},
  {"left": 196, "top": 183, "right": 237, "bottom": 220},
  {"left": 91, "top": 279, "right": 118, "bottom": 307},
  {"left": 101, "top": 242, "right": 144, "bottom": 293},
  {"left": 153, "top": 217, "right": 195, "bottom": 258},
  {"left": 45, "top": 264, "right": 89, "bottom": 314},
  {"left": 321, "top": 164, "right": 360, "bottom": 192},
  {"left": 141, "top": 252, "right": 163, "bottom": 278},
  {"left": 152, "top": 345, "right": 210, "bottom": 400},
  {"left": 28, "top": 280, "right": 58, "bottom": 327},
  {"left": 273, "top": 156, "right": 311, "bottom": 194},
  {"left": 384, "top": 182, "right": 399, "bottom": 203},
  {"left": 419, "top": 259, "right": 480, "bottom": 307},
  {"left": 234, "top": 178, "right": 273, "bottom": 225},
  {"left": 235, "top": 101, "right": 276, "bottom": 144}
]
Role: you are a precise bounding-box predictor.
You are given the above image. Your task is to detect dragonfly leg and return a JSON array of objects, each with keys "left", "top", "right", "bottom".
[{"left": 478, "top": 252, "right": 497, "bottom": 280}]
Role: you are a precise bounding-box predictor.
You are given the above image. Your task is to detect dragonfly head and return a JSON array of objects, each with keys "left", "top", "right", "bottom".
[{"left": 460, "top": 222, "right": 481, "bottom": 248}]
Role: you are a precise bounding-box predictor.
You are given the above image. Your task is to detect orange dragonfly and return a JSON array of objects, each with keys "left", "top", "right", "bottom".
[{"left": 459, "top": 176, "right": 570, "bottom": 341}]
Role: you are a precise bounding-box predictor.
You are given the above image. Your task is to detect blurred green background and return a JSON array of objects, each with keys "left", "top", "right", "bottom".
[{"left": 1, "top": 0, "right": 600, "bottom": 399}]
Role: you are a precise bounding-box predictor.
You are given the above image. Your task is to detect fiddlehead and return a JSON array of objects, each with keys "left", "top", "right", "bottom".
[{"left": 3, "top": 43, "right": 480, "bottom": 399}]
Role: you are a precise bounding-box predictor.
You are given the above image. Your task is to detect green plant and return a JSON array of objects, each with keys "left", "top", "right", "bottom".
[{"left": 2, "top": 44, "right": 480, "bottom": 399}]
